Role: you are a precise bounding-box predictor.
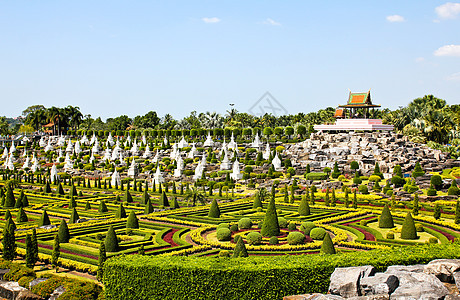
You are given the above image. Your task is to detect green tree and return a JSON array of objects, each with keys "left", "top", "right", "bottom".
[
  {"left": 4, "top": 186, "right": 15, "bottom": 208},
  {"left": 412, "top": 194, "right": 419, "bottom": 216},
  {"left": 126, "top": 211, "right": 139, "bottom": 229},
  {"left": 2, "top": 223, "right": 16, "bottom": 261},
  {"left": 69, "top": 208, "right": 80, "bottom": 223},
  {"left": 123, "top": 190, "right": 133, "bottom": 203},
  {"left": 298, "top": 195, "right": 311, "bottom": 216},
  {"left": 57, "top": 219, "right": 70, "bottom": 243},
  {"left": 261, "top": 197, "right": 280, "bottom": 237},
  {"left": 98, "top": 200, "right": 108, "bottom": 213},
  {"left": 434, "top": 204, "right": 442, "bottom": 220},
  {"left": 97, "top": 242, "right": 106, "bottom": 282},
  {"left": 144, "top": 198, "right": 154, "bottom": 214},
  {"left": 208, "top": 199, "right": 221, "bottom": 218},
  {"left": 320, "top": 233, "right": 336, "bottom": 254},
  {"left": 105, "top": 226, "right": 119, "bottom": 252},
  {"left": 51, "top": 234, "right": 60, "bottom": 270},
  {"left": 115, "top": 203, "right": 127, "bottom": 218},
  {"left": 38, "top": 210, "right": 51, "bottom": 227},
  {"left": 25, "top": 234, "right": 35, "bottom": 268},
  {"left": 16, "top": 207, "right": 28, "bottom": 222},
  {"left": 379, "top": 204, "right": 394, "bottom": 228},
  {"left": 232, "top": 237, "right": 248, "bottom": 258},
  {"left": 31, "top": 228, "right": 39, "bottom": 265},
  {"left": 401, "top": 212, "right": 417, "bottom": 240}
]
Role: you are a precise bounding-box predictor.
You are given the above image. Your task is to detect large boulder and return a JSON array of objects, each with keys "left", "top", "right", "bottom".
[
  {"left": 359, "top": 273, "right": 399, "bottom": 296},
  {"left": 0, "top": 281, "right": 27, "bottom": 300},
  {"left": 385, "top": 270, "right": 448, "bottom": 299},
  {"left": 284, "top": 294, "right": 344, "bottom": 300},
  {"left": 16, "top": 290, "right": 42, "bottom": 300},
  {"left": 424, "top": 259, "right": 460, "bottom": 283},
  {"left": 328, "top": 266, "right": 376, "bottom": 297}
]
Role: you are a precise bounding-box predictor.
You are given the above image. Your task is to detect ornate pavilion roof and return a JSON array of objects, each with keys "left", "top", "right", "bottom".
[{"left": 339, "top": 90, "right": 381, "bottom": 108}]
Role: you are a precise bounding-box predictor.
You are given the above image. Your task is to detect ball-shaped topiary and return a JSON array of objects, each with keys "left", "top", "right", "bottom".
[
  {"left": 217, "top": 223, "right": 229, "bottom": 230},
  {"left": 246, "top": 232, "right": 263, "bottom": 245},
  {"left": 448, "top": 181, "right": 459, "bottom": 196},
  {"left": 269, "top": 236, "right": 279, "bottom": 245},
  {"left": 358, "top": 185, "right": 369, "bottom": 194},
  {"left": 379, "top": 204, "right": 394, "bottom": 228},
  {"left": 288, "top": 222, "right": 296, "bottom": 231},
  {"left": 238, "top": 218, "right": 253, "bottom": 230},
  {"left": 287, "top": 232, "right": 306, "bottom": 245},
  {"left": 430, "top": 175, "right": 442, "bottom": 189},
  {"left": 277, "top": 217, "right": 288, "bottom": 228},
  {"left": 230, "top": 224, "right": 239, "bottom": 232},
  {"left": 401, "top": 212, "right": 417, "bottom": 240},
  {"left": 300, "top": 221, "right": 316, "bottom": 235},
  {"left": 386, "top": 232, "right": 395, "bottom": 239},
  {"left": 310, "top": 227, "right": 327, "bottom": 240},
  {"left": 216, "top": 228, "right": 232, "bottom": 241}
]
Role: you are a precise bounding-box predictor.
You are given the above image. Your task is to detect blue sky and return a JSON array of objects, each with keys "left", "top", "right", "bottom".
[{"left": 0, "top": 1, "right": 459, "bottom": 120}]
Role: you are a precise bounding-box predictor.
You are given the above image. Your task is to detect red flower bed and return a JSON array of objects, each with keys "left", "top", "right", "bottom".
[
  {"left": 163, "top": 229, "right": 179, "bottom": 247},
  {"left": 349, "top": 226, "right": 375, "bottom": 241},
  {"left": 38, "top": 243, "right": 98, "bottom": 260},
  {"left": 424, "top": 226, "right": 455, "bottom": 241}
]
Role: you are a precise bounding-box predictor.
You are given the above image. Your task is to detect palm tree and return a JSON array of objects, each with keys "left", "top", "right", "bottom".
[
  {"left": 256, "top": 187, "right": 269, "bottom": 202},
  {"left": 66, "top": 106, "right": 83, "bottom": 131},
  {"left": 184, "top": 187, "right": 206, "bottom": 206}
]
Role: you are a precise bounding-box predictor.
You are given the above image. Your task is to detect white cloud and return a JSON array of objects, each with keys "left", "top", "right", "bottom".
[
  {"left": 446, "top": 72, "right": 460, "bottom": 81},
  {"left": 434, "top": 45, "right": 460, "bottom": 56},
  {"left": 386, "top": 15, "right": 405, "bottom": 22},
  {"left": 202, "top": 17, "right": 220, "bottom": 24},
  {"left": 435, "top": 2, "right": 460, "bottom": 19},
  {"left": 263, "top": 18, "right": 281, "bottom": 26}
]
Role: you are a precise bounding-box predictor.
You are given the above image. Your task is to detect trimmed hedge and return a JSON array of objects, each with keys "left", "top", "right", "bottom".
[{"left": 104, "top": 242, "right": 460, "bottom": 300}]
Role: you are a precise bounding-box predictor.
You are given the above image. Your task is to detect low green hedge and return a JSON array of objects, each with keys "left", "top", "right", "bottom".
[{"left": 104, "top": 242, "right": 460, "bottom": 300}]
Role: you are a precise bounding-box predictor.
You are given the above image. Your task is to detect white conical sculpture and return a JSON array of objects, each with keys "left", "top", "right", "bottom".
[
  {"left": 3, "top": 156, "right": 9, "bottom": 170},
  {"left": 127, "top": 135, "right": 132, "bottom": 143},
  {"left": 227, "top": 133, "right": 237, "bottom": 150},
  {"left": 178, "top": 136, "right": 188, "bottom": 149},
  {"left": 142, "top": 135, "right": 147, "bottom": 145},
  {"left": 92, "top": 139, "right": 100, "bottom": 154},
  {"left": 263, "top": 143, "right": 271, "bottom": 160},
  {"left": 89, "top": 151, "right": 96, "bottom": 163},
  {"left": 9, "top": 141, "right": 16, "bottom": 153},
  {"left": 170, "top": 143, "right": 177, "bottom": 159},
  {"left": 74, "top": 141, "right": 81, "bottom": 154},
  {"left": 152, "top": 165, "right": 165, "bottom": 184},
  {"left": 230, "top": 158, "right": 243, "bottom": 181},
  {"left": 111, "top": 169, "right": 121, "bottom": 187},
  {"left": 103, "top": 147, "right": 111, "bottom": 161},
  {"left": 107, "top": 133, "right": 114, "bottom": 146},
  {"left": 143, "top": 145, "right": 152, "bottom": 159},
  {"left": 119, "top": 151, "right": 126, "bottom": 165},
  {"left": 152, "top": 150, "right": 159, "bottom": 164},
  {"left": 187, "top": 143, "right": 198, "bottom": 159},
  {"left": 58, "top": 148, "right": 63, "bottom": 159},
  {"left": 220, "top": 150, "right": 231, "bottom": 170},
  {"left": 31, "top": 154, "right": 39, "bottom": 172},
  {"left": 131, "top": 140, "right": 139, "bottom": 155},
  {"left": 22, "top": 148, "right": 27, "bottom": 158},
  {"left": 163, "top": 136, "right": 168, "bottom": 146},
  {"left": 272, "top": 151, "right": 282, "bottom": 171},
  {"left": 174, "top": 154, "right": 183, "bottom": 177},
  {"left": 66, "top": 139, "right": 73, "bottom": 153},
  {"left": 203, "top": 133, "right": 214, "bottom": 147},
  {"left": 251, "top": 133, "right": 262, "bottom": 148},
  {"left": 64, "top": 153, "right": 73, "bottom": 171},
  {"left": 127, "top": 157, "right": 138, "bottom": 178},
  {"left": 111, "top": 147, "right": 119, "bottom": 161},
  {"left": 192, "top": 161, "right": 204, "bottom": 181},
  {"left": 1, "top": 147, "right": 7, "bottom": 159},
  {"left": 22, "top": 155, "right": 31, "bottom": 169},
  {"left": 58, "top": 135, "right": 66, "bottom": 147},
  {"left": 44, "top": 140, "right": 53, "bottom": 152},
  {"left": 50, "top": 164, "right": 58, "bottom": 184},
  {"left": 90, "top": 133, "right": 96, "bottom": 145},
  {"left": 39, "top": 136, "right": 47, "bottom": 148},
  {"left": 81, "top": 134, "right": 89, "bottom": 145}
]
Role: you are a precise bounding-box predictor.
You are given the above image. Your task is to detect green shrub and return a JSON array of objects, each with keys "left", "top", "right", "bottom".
[
  {"left": 38, "top": 210, "right": 51, "bottom": 227},
  {"left": 305, "top": 173, "right": 328, "bottom": 181},
  {"left": 218, "top": 250, "right": 230, "bottom": 257},
  {"left": 391, "top": 176, "right": 405, "bottom": 187},
  {"left": 246, "top": 232, "right": 263, "bottom": 245},
  {"left": 288, "top": 223, "right": 296, "bottom": 231},
  {"left": 298, "top": 196, "right": 310, "bottom": 216},
  {"left": 358, "top": 185, "right": 369, "bottom": 194},
  {"left": 386, "top": 232, "right": 395, "bottom": 239},
  {"left": 401, "top": 212, "right": 417, "bottom": 240},
  {"left": 309, "top": 228, "right": 327, "bottom": 240},
  {"left": 105, "top": 226, "right": 119, "bottom": 252},
  {"left": 412, "top": 162, "right": 425, "bottom": 178},
  {"left": 427, "top": 185, "right": 437, "bottom": 196},
  {"left": 269, "top": 236, "right": 279, "bottom": 245},
  {"left": 353, "top": 174, "right": 362, "bottom": 185},
  {"left": 232, "top": 237, "right": 248, "bottom": 258},
  {"left": 58, "top": 220, "right": 70, "bottom": 243},
  {"left": 448, "top": 181, "right": 459, "bottom": 196},
  {"left": 277, "top": 217, "right": 288, "bottom": 228},
  {"left": 217, "top": 223, "right": 229, "bottom": 230},
  {"left": 230, "top": 224, "right": 239, "bottom": 232},
  {"left": 300, "top": 222, "right": 316, "bottom": 235},
  {"left": 415, "top": 224, "right": 424, "bottom": 232},
  {"left": 261, "top": 197, "right": 280, "bottom": 237},
  {"left": 379, "top": 204, "right": 394, "bottom": 228},
  {"left": 430, "top": 175, "right": 442, "bottom": 189},
  {"left": 126, "top": 211, "right": 139, "bottom": 229},
  {"left": 238, "top": 218, "right": 253, "bottom": 230},
  {"left": 216, "top": 228, "right": 232, "bottom": 241},
  {"left": 320, "top": 233, "right": 335, "bottom": 254},
  {"left": 208, "top": 199, "right": 221, "bottom": 218},
  {"left": 368, "top": 175, "right": 381, "bottom": 182},
  {"left": 428, "top": 237, "right": 439, "bottom": 244},
  {"left": 287, "top": 232, "right": 305, "bottom": 245}
]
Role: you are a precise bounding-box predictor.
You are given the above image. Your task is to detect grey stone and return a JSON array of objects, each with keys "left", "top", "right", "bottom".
[
  {"left": 49, "top": 285, "right": 65, "bottom": 300},
  {"left": 0, "top": 281, "right": 27, "bottom": 300},
  {"left": 284, "top": 294, "right": 344, "bottom": 300},
  {"left": 348, "top": 296, "right": 389, "bottom": 300},
  {"left": 0, "top": 269, "right": 9, "bottom": 280},
  {"left": 360, "top": 273, "right": 399, "bottom": 296},
  {"left": 29, "top": 278, "right": 48, "bottom": 289},
  {"left": 453, "top": 271, "right": 460, "bottom": 291},
  {"left": 385, "top": 265, "right": 425, "bottom": 274},
  {"left": 16, "top": 289, "right": 42, "bottom": 300},
  {"left": 388, "top": 271, "right": 448, "bottom": 300},
  {"left": 328, "top": 265, "right": 376, "bottom": 297},
  {"left": 424, "top": 259, "right": 460, "bottom": 283}
]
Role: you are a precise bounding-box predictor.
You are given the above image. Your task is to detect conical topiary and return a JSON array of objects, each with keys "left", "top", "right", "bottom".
[
  {"left": 69, "top": 196, "right": 77, "bottom": 209},
  {"left": 253, "top": 192, "right": 262, "bottom": 209},
  {"left": 22, "top": 194, "right": 29, "bottom": 207},
  {"left": 4, "top": 186, "right": 15, "bottom": 208},
  {"left": 144, "top": 199, "right": 154, "bottom": 214},
  {"left": 126, "top": 211, "right": 139, "bottom": 229},
  {"left": 104, "top": 225, "right": 119, "bottom": 252},
  {"left": 98, "top": 200, "right": 108, "bottom": 213},
  {"left": 69, "top": 208, "right": 80, "bottom": 223},
  {"left": 16, "top": 207, "right": 28, "bottom": 223},
  {"left": 261, "top": 197, "right": 280, "bottom": 237},
  {"left": 160, "top": 191, "right": 169, "bottom": 207},
  {"left": 172, "top": 197, "right": 180, "bottom": 209},
  {"left": 70, "top": 184, "right": 78, "bottom": 197},
  {"left": 5, "top": 217, "right": 16, "bottom": 231},
  {"left": 57, "top": 183, "right": 64, "bottom": 195},
  {"left": 207, "top": 199, "right": 221, "bottom": 218},
  {"left": 401, "top": 212, "right": 417, "bottom": 240},
  {"left": 123, "top": 190, "right": 133, "bottom": 203},
  {"left": 320, "top": 233, "right": 336, "bottom": 254},
  {"left": 38, "top": 210, "right": 51, "bottom": 227},
  {"left": 58, "top": 219, "right": 70, "bottom": 243},
  {"left": 85, "top": 200, "right": 91, "bottom": 210},
  {"left": 298, "top": 195, "right": 310, "bottom": 216},
  {"left": 379, "top": 204, "right": 394, "bottom": 228},
  {"left": 142, "top": 189, "right": 150, "bottom": 205},
  {"left": 115, "top": 203, "right": 126, "bottom": 218},
  {"left": 232, "top": 236, "right": 248, "bottom": 258},
  {"left": 455, "top": 200, "right": 460, "bottom": 225}
]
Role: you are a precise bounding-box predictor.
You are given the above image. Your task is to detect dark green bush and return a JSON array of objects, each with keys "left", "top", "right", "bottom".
[
  {"left": 358, "top": 185, "right": 369, "bottom": 194},
  {"left": 320, "top": 234, "right": 335, "bottom": 254},
  {"left": 277, "top": 217, "right": 288, "bottom": 228},
  {"left": 401, "top": 212, "right": 417, "bottom": 240},
  {"left": 287, "top": 232, "right": 305, "bottom": 245},
  {"left": 305, "top": 173, "right": 328, "bottom": 181},
  {"left": 379, "top": 204, "right": 394, "bottom": 228},
  {"left": 309, "top": 228, "right": 327, "bottom": 240},
  {"left": 238, "top": 218, "right": 253, "bottom": 230},
  {"left": 300, "top": 222, "right": 316, "bottom": 235},
  {"left": 246, "top": 232, "right": 262, "bottom": 245},
  {"left": 216, "top": 228, "right": 232, "bottom": 241},
  {"left": 269, "top": 236, "right": 279, "bottom": 245}
]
